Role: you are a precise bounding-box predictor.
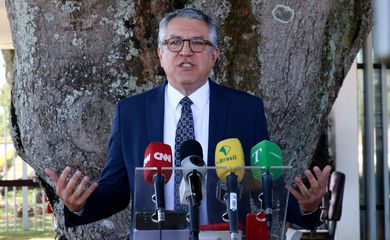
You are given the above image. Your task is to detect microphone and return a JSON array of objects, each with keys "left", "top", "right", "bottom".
[
  {"left": 179, "top": 139, "right": 206, "bottom": 240},
  {"left": 250, "top": 140, "right": 283, "bottom": 231},
  {"left": 179, "top": 139, "right": 206, "bottom": 207},
  {"left": 143, "top": 142, "right": 173, "bottom": 225},
  {"left": 215, "top": 138, "right": 245, "bottom": 240}
]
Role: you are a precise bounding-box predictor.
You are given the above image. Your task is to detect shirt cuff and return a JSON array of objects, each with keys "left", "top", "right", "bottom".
[
  {"left": 72, "top": 209, "right": 84, "bottom": 216},
  {"left": 300, "top": 207, "right": 318, "bottom": 216}
]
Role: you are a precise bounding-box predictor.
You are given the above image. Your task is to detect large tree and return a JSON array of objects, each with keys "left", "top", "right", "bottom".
[{"left": 5, "top": 0, "right": 372, "bottom": 239}]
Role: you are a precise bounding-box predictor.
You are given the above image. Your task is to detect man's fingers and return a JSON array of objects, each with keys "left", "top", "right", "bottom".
[
  {"left": 45, "top": 168, "right": 60, "bottom": 185},
  {"left": 321, "top": 165, "right": 332, "bottom": 181},
  {"left": 313, "top": 165, "right": 332, "bottom": 190},
  {"left": 57, "top": 166, "right": 72, "bottom": 193},
  {"left": 66, "top": 170, "right": 83, "bottom": 193},
  {"left": 67, "top": 178, "right": 97, "bottom": 211},
  {"left": 67, "top": 181, "right": 98, "bottom": 212},
  {"left": 294, "top": 176, "right": 311, "bottom": 198},
  {"left": 44, "top": 166, "right": 96, "bottom": 212},
  {"left": 286, "top": 185, "right": 302, "bottom": 201},
  {"left": 79, "top": 182, "right": 98, "bottom": 203},
  {"left": 73, "top": 176, "right": 90, "bottom": 198},
  {"left": 290, "top": 166, "right": 333, "bottom": 213},
  {"left": 305, "top": 169, "right": 320, "bottom": 194}
]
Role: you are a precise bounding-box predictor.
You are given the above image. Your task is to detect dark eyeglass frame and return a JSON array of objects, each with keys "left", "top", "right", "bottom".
[{"left": 162, "top": 37, "right": 213, "bottom": 53}]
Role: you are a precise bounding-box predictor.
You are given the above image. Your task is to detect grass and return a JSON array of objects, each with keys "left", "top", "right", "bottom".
[
  {"left": 0, "top": 188, "right": 54, "bottom": 239},
  {"left": 0, "top": 230, "right": 54, "bottom": 240}
]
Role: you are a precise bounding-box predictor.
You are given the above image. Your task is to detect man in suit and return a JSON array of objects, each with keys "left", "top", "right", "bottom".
[{"left": 46, "top": 8, "right": 331, "bottom": 232}]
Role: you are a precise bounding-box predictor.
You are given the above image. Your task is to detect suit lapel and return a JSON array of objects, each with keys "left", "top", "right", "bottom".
[
  {"left": 207, "top": 81, "right": 228, "bottom": 166},
  {"left": 145, "top": 82, "right": 166, "bottom": 143}
]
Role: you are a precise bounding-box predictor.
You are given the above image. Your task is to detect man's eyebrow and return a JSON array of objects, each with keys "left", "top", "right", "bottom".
[
  {"left": 167, "top": 35, "right": 205, "bottom": 39},
  {"left": 191, "top": 36, "right": 205, "bottom": 39},
  {"left": 168, "top": 35, "right": 182, "bottom": 39}
]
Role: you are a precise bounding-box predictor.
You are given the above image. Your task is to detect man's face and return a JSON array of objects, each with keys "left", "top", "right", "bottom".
[{"left": 157, "top": 17, "right": 220, "bottom": 95}]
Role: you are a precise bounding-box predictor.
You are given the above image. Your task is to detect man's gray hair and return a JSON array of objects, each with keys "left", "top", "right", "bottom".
[{"left": 158, "top": 8, "right": 219, "bottom": 50}]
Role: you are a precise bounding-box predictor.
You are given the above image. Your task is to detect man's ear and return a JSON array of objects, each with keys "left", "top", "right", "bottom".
[
  {"left": 212, "top": 48, "right": 221, "bottom": 62},
  {"left": 157, "top": 47, "right": 163, "bottom": 61}
]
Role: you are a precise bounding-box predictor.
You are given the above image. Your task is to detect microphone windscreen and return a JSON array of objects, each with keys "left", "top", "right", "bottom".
[
  {"left": 179, "top": 139, "right": 203, "bottom": 160},
  {"left": 143, "top": 142, "right": 173, "bottom": 184},
  {"left": 181, "top": 155, "right": 206, "bottom": 178},
  {"left": 215, "top": 138, "right": 245, "bottom": 183},
  {"left": 179, "top": 178, "right": 206, "bottom": 204},
  {"left": 179, "top": 139, "right": 206, "bottom": 179},
  {"left": 250, "top": 140, "right": 283, "bottom": 180}
]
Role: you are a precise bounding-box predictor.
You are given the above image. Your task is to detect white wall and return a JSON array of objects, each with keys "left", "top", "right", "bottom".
[
  {"left": 0, "top": 1, "right": 13, "bottom": 49},
  {"left": 330, "top": 60, "right": 361, "bottom": 240}
]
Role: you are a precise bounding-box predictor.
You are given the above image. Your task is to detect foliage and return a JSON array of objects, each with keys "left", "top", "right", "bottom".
[
  {"left": 0, "top": 82, "right": 11, "bottom": 138},
  {"left": 0, "top": 148, "right": 15, "bottom": 177}
]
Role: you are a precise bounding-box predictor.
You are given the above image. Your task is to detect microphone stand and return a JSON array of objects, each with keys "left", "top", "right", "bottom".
[
  {"left": 226, "top": 172, "right": 238, "bottom": 240},
  {"left": 262, "top": 171, "right": 273, "bottom": 231},
  {"left": 188, "top": 198, "right": 200, "bottom": 240},
  {"left": 153, "top": 174, "right": 165, "bottom": 240},
  {"left": 187, "top": 170, "right": 202, "bottom": 240}
]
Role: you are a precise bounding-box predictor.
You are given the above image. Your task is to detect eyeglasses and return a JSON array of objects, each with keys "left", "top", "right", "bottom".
[{"left": 162, "top": 38, "right": 213, "bottom": 53}]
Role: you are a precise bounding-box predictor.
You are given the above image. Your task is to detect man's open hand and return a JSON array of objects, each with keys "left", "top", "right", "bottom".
[
  {"left": 287, "top": 165, "right": 332, "bottom": 212},
  {"left": 45, "top": 166, "right": 98, "bottom": 212}
]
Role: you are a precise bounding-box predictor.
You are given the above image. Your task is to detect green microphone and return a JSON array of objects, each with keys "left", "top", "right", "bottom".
[
  {"left": 250, "top": 140, "right": 283, "bottom": 180},
  {"left": 250, "top": 140, "right": 283, "bottom": 231}
]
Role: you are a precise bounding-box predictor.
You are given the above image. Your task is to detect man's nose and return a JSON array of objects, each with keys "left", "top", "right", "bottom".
[{"left": 179, "top": 40, "right": 193, "bottom": 56}]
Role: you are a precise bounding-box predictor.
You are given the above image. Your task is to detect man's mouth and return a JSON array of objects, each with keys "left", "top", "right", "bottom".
[{"left": 179, "top": 62, "right": 194, "bottom": 68}]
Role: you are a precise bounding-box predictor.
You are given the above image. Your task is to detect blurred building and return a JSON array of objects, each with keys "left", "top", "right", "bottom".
[
  {"left": 374, "top": 0, "right": 390, "bottom": 63},
  {"left": 0, "top": 1, "right": 12, "bottom": 49}
]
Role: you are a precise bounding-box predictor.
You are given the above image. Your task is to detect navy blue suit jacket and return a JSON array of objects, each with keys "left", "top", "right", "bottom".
[{"left": 65, "top": 80, "right": 319, "bottom": 230}]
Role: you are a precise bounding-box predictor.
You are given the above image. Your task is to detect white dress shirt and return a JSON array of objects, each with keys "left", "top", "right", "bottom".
[{"left": 163, "top": 80, "right": 210, "bottom": 224}]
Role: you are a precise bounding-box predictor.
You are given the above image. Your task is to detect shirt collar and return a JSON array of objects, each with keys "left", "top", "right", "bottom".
[{"left": 166, "top": 80, "right": 210, "bottom": 111}]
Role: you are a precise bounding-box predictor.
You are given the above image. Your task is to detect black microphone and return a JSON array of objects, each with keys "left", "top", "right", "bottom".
[
  {"left": 179, "top": 139, "right": 206, "bottom": 206},
  {"left": 179, "top": 139, "right": 206, "bottom": 240}
]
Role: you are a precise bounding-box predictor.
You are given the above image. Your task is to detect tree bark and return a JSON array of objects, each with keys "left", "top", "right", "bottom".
[{"left": 5, "top": 0, "right": 372, "bottom": 239}]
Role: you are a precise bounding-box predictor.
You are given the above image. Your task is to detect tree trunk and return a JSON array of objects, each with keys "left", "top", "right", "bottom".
[{"left": 5, "top": 0, "right": 372, "bottom": 239}]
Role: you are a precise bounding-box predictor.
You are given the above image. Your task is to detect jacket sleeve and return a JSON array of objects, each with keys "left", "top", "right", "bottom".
[{"left": 286, "top": 194, "right": 321, "bottom": 230}]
